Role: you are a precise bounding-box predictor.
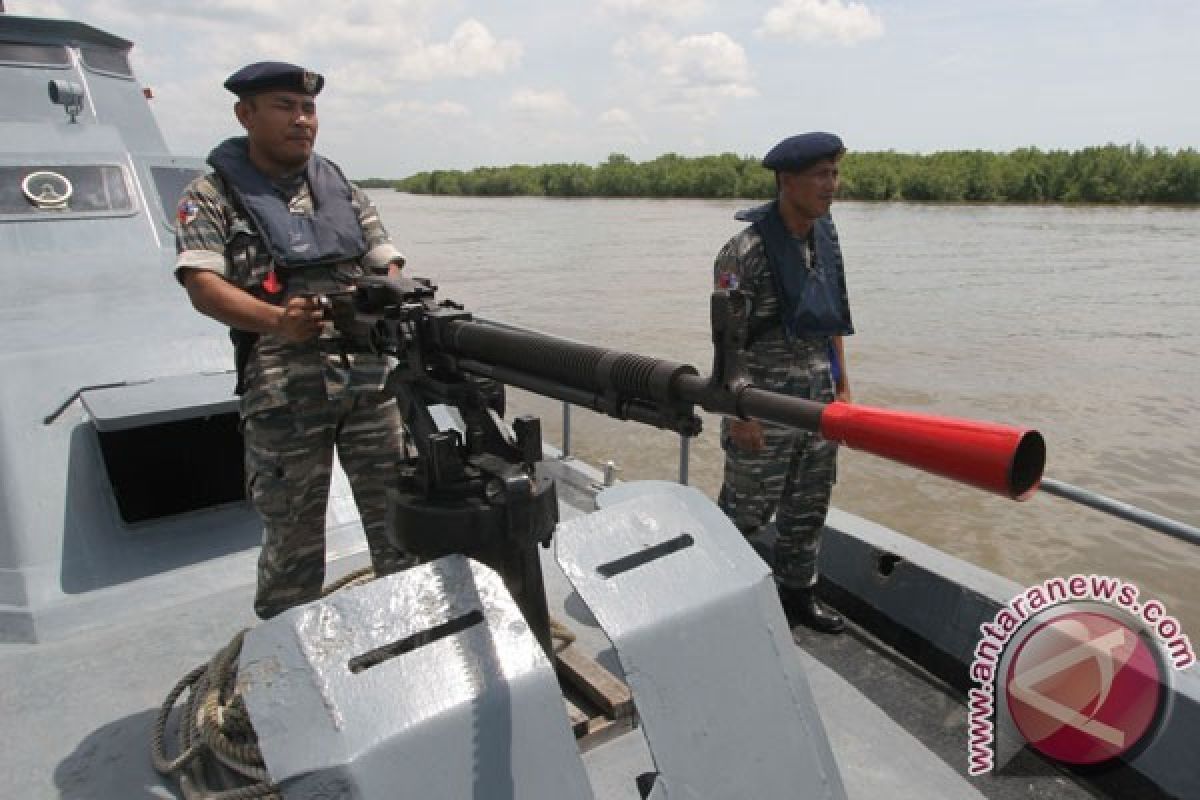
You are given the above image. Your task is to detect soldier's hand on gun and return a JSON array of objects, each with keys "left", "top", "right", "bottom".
[
  {"left": 729, "top": 418, "right": 766, "bottom": 452},
  {"left": 275, "top": 295, "right": 325, "bottom": 342}
]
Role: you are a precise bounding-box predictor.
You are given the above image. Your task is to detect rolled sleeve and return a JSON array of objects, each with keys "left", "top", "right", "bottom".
[
  {"left": 363, "top": 242, "right": 405, "bottom": 274},
  {"left": 352, "top": 185, "right": 404, "bottom": 273},
  {"left": 175, "top": 248, "right": 228, "bottom": 280}
]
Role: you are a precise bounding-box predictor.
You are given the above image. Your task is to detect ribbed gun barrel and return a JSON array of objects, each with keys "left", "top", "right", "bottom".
[{"left": 438, "top": 318, "right": 1045, "bottom": 501}]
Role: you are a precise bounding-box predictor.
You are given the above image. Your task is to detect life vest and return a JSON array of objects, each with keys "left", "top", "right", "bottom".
[
  {"left": 735, "top": 201, "right": 854, "bottom": 339},
  {"left": 206, "top": 136, "right": 366, "bottom": 271},
  {"left": 207, "top": 137, "right": 368, "bottom": 396}
]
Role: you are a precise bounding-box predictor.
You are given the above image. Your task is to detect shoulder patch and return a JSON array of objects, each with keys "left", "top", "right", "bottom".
[{"left": 176, "top": 199, "right": 199, "bottom": 226}]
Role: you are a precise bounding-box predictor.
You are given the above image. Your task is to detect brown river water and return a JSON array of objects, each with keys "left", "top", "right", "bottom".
[{"left": 370, "top": 191, "right": 1200, "bottom": 637}]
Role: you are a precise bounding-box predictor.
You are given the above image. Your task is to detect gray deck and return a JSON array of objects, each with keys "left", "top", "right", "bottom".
[{"left": 0, "top": 487, "right": 1019, "bottom": 800}]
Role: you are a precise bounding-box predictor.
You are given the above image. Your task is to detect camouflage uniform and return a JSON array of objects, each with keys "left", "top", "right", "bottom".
[
  {"left": 175, "top": 171, "right": 411, "bottom": 618},
  {"left": 714, "top": 220, "right": 846, "bottom": 590}
]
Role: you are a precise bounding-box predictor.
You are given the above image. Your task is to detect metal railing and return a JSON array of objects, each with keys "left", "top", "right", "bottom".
[
  {"left": 557, "top": 400, "right": 688, "bottom": 487},
  {"left": 1039, "top": 478, "right": 1200, "bottom": 548},
  {"left": 555, "top": 400, "right": 1200, "bottom": 547}
]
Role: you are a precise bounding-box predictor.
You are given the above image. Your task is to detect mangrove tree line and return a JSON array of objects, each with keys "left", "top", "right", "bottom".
[{"left": 364, "top": 145, "right": 1200, "bottom": 204}]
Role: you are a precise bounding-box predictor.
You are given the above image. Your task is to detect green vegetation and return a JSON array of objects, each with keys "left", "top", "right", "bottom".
[
  {"left": 377, "top": 145, "right": 1200, "bottom": 204},
  {"left": 388, "top": 153, "right": 773, "bottom": 198}
]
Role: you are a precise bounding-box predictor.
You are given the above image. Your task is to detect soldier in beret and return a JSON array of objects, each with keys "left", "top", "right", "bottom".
[
  {"left": 713, "top": 132, "right": 854, "bottom": 633},
  {"left": 174, "top": 61, "right": 412, "bottom": 618}
]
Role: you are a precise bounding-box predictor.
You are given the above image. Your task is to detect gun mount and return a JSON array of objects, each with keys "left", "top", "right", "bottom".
[{"left": 325, "top": 274, "right": 1046, "bottom": 652}]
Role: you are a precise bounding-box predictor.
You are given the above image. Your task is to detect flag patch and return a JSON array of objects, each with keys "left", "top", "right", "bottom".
[{"left": 176, "top": 199, "right": 199, "bottom": 226}]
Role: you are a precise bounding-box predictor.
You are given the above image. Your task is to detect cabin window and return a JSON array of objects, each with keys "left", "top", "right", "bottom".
[
  {"left": 0, "top": 41, "right": 70, "bottom": 67},
  {"left": 151, "top": 166, "right": 205, "bottom": 225},
  {"left": 0, "top": 165, "right": 133, "bottom": 215},
  {"left": 96, "top": 413, "right": 246, "bottom": 525},
  {"left": 80, "top": 45, "right": 133, "bottom": 78}
]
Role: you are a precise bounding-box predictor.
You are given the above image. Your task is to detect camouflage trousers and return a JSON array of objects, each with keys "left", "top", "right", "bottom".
[
  {"left": 717, "top": 347, "right": 838, "bottom": 589},
  {"left": 243, "top": 391, "right": 411, "bottom": 619}
]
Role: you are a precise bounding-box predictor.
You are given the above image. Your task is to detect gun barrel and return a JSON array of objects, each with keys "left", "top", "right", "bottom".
[
  {"left": 680, "top": 380, "right": 1044, "bottom": 501},
  {"left": 443, "top": 318, "right": 698, "bottom": 403},
  {"left": 433, "top": 317, "right": 1045, "bottom": 501},
  {"left": 818, "top": 402, "right": 1044, "bottom": 500}
]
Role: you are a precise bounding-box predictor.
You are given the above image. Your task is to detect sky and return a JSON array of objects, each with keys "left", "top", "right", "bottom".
[{"left": 12, "top": 0, "right": 1200, "bottom": 178}]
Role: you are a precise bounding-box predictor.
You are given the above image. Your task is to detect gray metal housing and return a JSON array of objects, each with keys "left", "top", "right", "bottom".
[{"left": 0, "top": 14, "right": 373, "bottom": 643}]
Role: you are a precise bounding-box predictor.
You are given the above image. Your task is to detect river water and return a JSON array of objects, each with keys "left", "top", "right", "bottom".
[{"left": 371, "top": 191, "right": 1200, "bottom": 637}]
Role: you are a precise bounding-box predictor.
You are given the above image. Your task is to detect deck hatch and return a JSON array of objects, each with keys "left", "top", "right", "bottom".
[
  {"left": 81, "top": 374, "right": 245, "bottom": 525},
  {"left": 80, "top": 373, "right": 238, "bottom": 432}
]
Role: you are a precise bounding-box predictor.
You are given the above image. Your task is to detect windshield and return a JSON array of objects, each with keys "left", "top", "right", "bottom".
[
  {"left": 150, "top": 166, "right": 205, "bottom": 225},
  {"left": 80, "top": 45, "right": 133, "bottom": 78},
  {"left": 0, "top": 165, "right": 133, "bottom": 215},
  {"left": 0, "top": 42, "right": 70, "bottom": 67}
]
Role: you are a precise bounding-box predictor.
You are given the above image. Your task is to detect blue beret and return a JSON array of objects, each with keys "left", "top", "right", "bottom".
[
  {"left": 224, "top": 61, "right": 324, "bottom": 97},
  {"left": 762, "top": 132, "right": 845, "bottom": 172}
]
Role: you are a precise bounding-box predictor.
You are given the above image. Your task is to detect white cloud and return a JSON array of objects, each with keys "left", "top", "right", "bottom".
[
  {"left": 661, "top": 32, "right": 754, "bottom": 92},
  {"left": 600, "top": 0, "right": 706, "bottom": 21},
  {"left": 399, "top": 19, "right": 522, "bottom": 80},
  {"left": 758, "top": 0, "right": 884, "bottom": 45},
  {"left": 379, "top": 100, "right": 471, "bottom": 120},
  {"left": 509, "top": 88, "right": 579, "bottom": 117},
  {"left": 431, "top": 100, "right": 471, "bottom": 116},
  {"left": 613, "top": 27, "right": 756, "bottom": 120},
  {"left": 8, "top": 0, "right": 70, "bottom": 15},
  {"left": 21, "top": 0, "right": 1181, "bottom": 174},
  {"left": 325, "top": 20, "right": 521, "bottom": 91},
  {"left": 600, "top": 108, "right": 636, "bottom": 127},
  {"left": 26, "top": 2, "right": 519, "bottom": 87},
  {"left": 12, "top": 0, "right": 522, "bottom": 171},
  {"left": 250, "top": 17, "right": 520, "bottom": 83},
  {"left": 598, "top": 108, "right": 647, "bottom": 146},
  {"left": 90, "top": 0, "right": 437, "bottom": 42}
]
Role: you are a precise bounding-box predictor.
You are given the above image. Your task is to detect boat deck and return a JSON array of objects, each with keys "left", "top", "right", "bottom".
[
  {"left": 0, "top": 481, "right": 1146, "bottom": 799},
  {"left": 0, "top": 548, "right": 972, "bottom": 799}
]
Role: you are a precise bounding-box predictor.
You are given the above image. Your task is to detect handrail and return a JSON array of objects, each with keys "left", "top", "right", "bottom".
[
  {"left": 555, "top": 400, "right": 1200, "bottom": 548},
  {"left": 562, "top": 403, "right": 571, "bottom": 457},
  {"left": 1039, "top": 478, "right": 1200, "bottom": 547}
]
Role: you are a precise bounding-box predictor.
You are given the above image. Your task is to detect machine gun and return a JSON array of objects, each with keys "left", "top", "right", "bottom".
[{"left": 325, "top": 274, "right": 1046, "bottom": 654}]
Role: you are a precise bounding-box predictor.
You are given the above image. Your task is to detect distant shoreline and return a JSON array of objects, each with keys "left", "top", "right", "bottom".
[
  {"left": 358, "top": 144, "right": 1200, "bottom": 206},
  {"left": 366, "top": 193, "right": 1200, "bottom": 211}
]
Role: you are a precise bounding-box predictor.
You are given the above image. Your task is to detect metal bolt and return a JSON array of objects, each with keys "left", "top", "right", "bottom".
[{"left": 603, "top": 460, "right": 621, "bottom": 487}]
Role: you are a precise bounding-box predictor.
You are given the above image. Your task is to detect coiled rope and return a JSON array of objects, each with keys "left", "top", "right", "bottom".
[
  {"left": 151, "top": 567, "right": 577, "bottom": 798},
  {"left": 151, "top": 567, "right": 376, "bottom": 799}
]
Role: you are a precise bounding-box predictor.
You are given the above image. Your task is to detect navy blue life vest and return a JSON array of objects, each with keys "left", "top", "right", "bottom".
[
  {"left": 736, "top": 201, "right": 854, "bottom": 339},
  {"left": 207, "top": 136, "right": 366, "bottom": 269}
]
